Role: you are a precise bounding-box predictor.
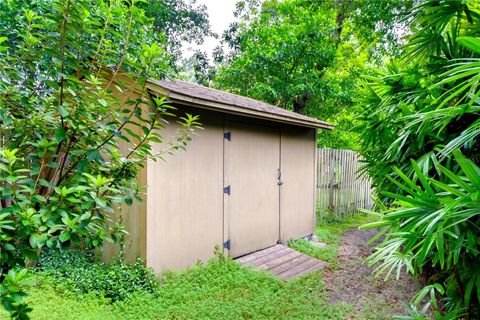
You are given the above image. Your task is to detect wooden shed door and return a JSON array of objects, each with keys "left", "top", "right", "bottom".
[{"left": 224, "top": 121, "right": 280, "bottom": 258}]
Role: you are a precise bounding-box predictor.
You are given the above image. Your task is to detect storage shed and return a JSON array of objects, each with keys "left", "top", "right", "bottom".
[{"left": 105, "top": 78, "right": 333, "bottom": 273}]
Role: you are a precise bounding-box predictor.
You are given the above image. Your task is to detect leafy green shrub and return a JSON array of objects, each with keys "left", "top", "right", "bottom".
[
  {"left": 0, "top": 269, "right": 35, "bottom": 320},
  {"left": 36, "top": 249, "right": 160, "bottom": 302},
  {"left": 317, "top": 210, "right": 344, "bottom": 224},
  {"left": 0, "top": 0, "right": 199, "bottom": 317},
  {"left": 356, "top": 0, "right": 480, "bottom": 317}
]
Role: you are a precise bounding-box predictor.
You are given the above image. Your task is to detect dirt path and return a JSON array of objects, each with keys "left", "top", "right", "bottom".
[{"left": 324, "top": 228, "right": 421, "bottom": 319}]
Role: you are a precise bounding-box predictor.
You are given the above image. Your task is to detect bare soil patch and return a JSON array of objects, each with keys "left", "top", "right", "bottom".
[{"left": 324, "top": 228, "right": 421, "bottom": 319}]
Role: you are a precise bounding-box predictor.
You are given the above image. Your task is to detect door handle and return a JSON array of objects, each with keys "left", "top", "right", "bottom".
[{"left": 277, "top": 168, "right": 283, "bottom": 186}]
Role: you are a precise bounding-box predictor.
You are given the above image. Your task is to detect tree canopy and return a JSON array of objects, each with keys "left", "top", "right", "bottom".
[
  {"left": 210, "top": 0, "right": 412, "bottom": 149},
  {"left": 143, "top": 0, "right": 212, "bottom": 65}
]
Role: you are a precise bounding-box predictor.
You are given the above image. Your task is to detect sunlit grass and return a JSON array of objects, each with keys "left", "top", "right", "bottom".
[
  {"left": 289, "top": 213, "right": 378, "bottom": 265},
  {"left": 0, "top": 213, "right": 379, "bottom": 320},
  {"left": 1, "top": 256, "right": 352, "bottom": 320}
]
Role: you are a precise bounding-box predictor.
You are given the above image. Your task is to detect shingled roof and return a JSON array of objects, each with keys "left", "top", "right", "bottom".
[{"left": 147, "top": 79, "right": 333, "bottom": 130}]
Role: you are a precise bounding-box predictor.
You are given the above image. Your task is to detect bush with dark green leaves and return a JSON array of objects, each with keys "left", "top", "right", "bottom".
[
  {"left": 36, "top": 249, "right": 160, "bottom": 302},
  {"left": 0, "top": 0, "right": 199, "bottom": 318},
  {"left": 356, "top": 0, "right": 480, "bottom": 318}
]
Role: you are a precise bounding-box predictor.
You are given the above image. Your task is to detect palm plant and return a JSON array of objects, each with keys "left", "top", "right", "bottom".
[{"left": 356, "top": 0, "right": 480, "bottom": 317}]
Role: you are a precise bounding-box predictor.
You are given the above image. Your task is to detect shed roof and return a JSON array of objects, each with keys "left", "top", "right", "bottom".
[{"left": 147, "top": 79, "right": 333, "bottom": 130}]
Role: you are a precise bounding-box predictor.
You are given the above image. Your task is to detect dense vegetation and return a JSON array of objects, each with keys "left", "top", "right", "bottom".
[
  {"left": 0, "top": 0, "right": 199, "bottom": 318},
  {"left": 36, "top": 249, "right": 160, "bottom": 301},
  {"left": 142, "top": 0, "right": 212, "bottom": 66},
  {"left": 196, "top": 0, "right": 414, "bottom": 149},
  {"left": 2, "top": 0, "right": 480, "bottom": 318},
  {"left": 357, "top": 0, "right": 480, "bottom": 318},
  {"left": 0, "top": 215, "right": 374, "bottom": 320},
  {"left": 1, "top": 258, "right": 348, "bottom": 320}
]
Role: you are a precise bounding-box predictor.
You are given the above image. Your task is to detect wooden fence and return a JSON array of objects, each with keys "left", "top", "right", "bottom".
[{"left": 316, "top": 148, "right": 374, "bottom": 216}]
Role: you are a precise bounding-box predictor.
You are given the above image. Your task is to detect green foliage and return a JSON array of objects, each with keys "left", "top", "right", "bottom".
[
  {"left": 183, "top": 50, "right": 217, "bottom": 86},
  {"left": 317, "top": 119, "right": 360, "bottom": 150},
  {"left": 0, "top": 0, "right": 198, "bottom": 269},
  {"left": 361, "top": 152, "right": 480, "bottom": 317},
  {"left": 36, "top": 249, "right": 159, "bottom": 302},
  {"left": 0, "top": 0, "right": 199, "bottom": 317},
  {"left": 216, "top": 0, "right": 338, "bottom": 111},
  {"left": 288, "top": 239, "right": 337, "bottom": 264},
  {"left": 356, "top": 0, "right": 480, "bottom": 317},
  {"left": 0, "top": 269, "right": 35, "bottom": 320},
  {"left": 142, "top": 0, "right": 212, "bottom": 65},
  {"left": 0, "top": 256, "right": 352, "bottom": 320},
  {"left": 214, "top": 0, "right": 353, "bottom": 148},
  {"left": 212, "top": 0, "right": 412, "bottom": 149},
  {"left": 290, "top": 213, "right": 375, "bottom": 264}
]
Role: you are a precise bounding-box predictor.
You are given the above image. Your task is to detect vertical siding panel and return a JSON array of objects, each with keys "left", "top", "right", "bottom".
[
  {"left": 146, "top": 109, "right": 224, "bottom": 273},
  {"left": 280, "top": 126, "right": 316, "bottom": 243}
]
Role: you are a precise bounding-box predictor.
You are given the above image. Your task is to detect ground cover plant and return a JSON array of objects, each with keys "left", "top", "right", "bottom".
[
  {"left": 36, "top": 249, "right": 160, "bottom": 302},
  {"left": 356, "top": 0, "right": 480, "bottom": 317},
  {"left": 289, "top": 213, "right": 375, "bottom": 265},
  {"left": 0, "top": 209, "right": 418, "bottom": 320},
  {"left": 0, "top": 250, "right": 353, "bottom": 320},
  {"left": 0, "top": 214, "right": 386, "bottom": 320}
]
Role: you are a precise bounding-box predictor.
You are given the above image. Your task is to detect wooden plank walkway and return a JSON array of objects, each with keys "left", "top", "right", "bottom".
[{"left": 235, "top": 244, "right": 327, "bottom": 280}]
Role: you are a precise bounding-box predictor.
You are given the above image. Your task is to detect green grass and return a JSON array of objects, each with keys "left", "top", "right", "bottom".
[
  {"left": 288, "top": 239, "right": 338, "bottom": 263},
  {"left": 289, "top": 213, "right": 376, "bottom": 265},
  {"left": 1, "top": 256, "right": 352, "bottom": 320},
  {"left": 2, "top": 214, "right": 376, "bottom": 319}
]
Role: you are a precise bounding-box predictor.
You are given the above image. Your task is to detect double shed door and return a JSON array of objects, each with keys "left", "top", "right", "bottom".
[{"left": 224, "top": 121, "right": 281, "bottom": 258}]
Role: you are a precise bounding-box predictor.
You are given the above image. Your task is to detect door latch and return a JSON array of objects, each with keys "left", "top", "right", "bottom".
[{"left": 277, "top": 168, "right": 283, "bottom": 186}]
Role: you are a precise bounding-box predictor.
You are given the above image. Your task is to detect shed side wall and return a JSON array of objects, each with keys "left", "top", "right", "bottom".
[
  {"left": 279, "top": 126, "right": 316, "bottom": 242},
  {"left": 146, "top": 108, "right": 224, "bottom": 273},
  {"left": 103, "top": 89, "right": 147, "bottom": 263}
]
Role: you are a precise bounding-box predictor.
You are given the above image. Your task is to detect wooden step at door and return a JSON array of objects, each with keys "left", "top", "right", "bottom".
[{"left": 235, "top": 244, "right": 327, "bottom": 280}]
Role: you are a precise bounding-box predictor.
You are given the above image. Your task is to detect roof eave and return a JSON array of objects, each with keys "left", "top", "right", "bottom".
[{"left": 146, "top": 81, "right": 334, "bottom": 130}]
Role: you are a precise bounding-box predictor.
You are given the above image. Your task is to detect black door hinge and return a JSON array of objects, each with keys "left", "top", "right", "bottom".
[
  {"left": 223, "top": 185, "right": 231, "bottom": 195},
  {"left": 223, "top": 240, "right": 231, "bottom": 250},
  {"left": 224, "top": 131, "right": 231, "bottom": 141}
]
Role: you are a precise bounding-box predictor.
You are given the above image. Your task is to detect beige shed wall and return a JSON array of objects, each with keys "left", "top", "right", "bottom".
[
  {"left": 102, "top": 168, "right": 147, "bottom": 262},
  {"left": 145, "top": 108, "right": 224, "bottom": 273},
  {"left": 103, "top": 88, "right": 148, "bottom": 263},
  {"left": 279, "top": 126, "right": 316, "bottom": 242}
]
